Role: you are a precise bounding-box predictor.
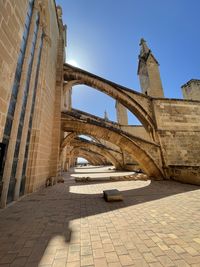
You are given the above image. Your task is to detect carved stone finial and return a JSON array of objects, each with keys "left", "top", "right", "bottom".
[
  {"left": 104, "top": 110, "right": 109, "bottom": 121},
  {"left": 56, "top": 5, "right": 63, "bottom": 19},
  {"left": 139, "top": 38, "right": 150, "bottom": 57},
  {"left": 140, "top": 38, "right": 146, "bottom": 45}
]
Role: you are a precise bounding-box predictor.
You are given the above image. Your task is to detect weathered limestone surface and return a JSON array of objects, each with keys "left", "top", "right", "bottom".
[
  {"left": 153, "top": 99, "right": 200, "bottom": 184},
  {"left": 0, "top": 1, "right": 66, "bottom": 206},
  {"left": 61, "top": 110, "right": 164, "bottom": 179},
  {"left": 63, "top": 63, "right": 155, "bottom": 133},
  {"left": 121, "top": 125, "right": 151, "bottom": 141},
  {"left": 62, "top": 64, "right": 200, "bottom": 185},
  {"left": 26, "top": 2, "right": 64, "bottom": 193},
  {"left": 116, "top": 101, "right": 128, "bottom": 125},
  {"left": 182, "top": 79, "right": 200, "bottom": 101},
  {"left": 0, "top": 0, "right": 28, "bottom": 140},
  {"left": 137, "top": 39, "right": 164, "bottom": 98}
]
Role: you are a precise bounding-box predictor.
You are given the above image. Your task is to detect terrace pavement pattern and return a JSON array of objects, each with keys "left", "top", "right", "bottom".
[{"left": 0, "top": 166, "right": 200, "bottom": 267}]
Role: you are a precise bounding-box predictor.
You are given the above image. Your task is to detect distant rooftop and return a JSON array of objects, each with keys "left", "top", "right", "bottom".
[{"left": 181, "top": 79, "right": 200, "bottom": 88}]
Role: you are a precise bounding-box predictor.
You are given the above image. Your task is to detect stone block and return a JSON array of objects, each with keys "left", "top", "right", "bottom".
[
  {"left": 57, "top": 176, "right": 64, "bottom": 183},
  {"left": 103, "top": 189, "right": 123, "bottom": 202},
  {"left": 45, "top": 176, "right": 57, "bottom": 187}
]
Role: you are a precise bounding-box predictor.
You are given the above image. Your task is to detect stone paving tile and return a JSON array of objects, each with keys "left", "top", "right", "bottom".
[
  {"left": 0, "top": 168, "right": 200, "bottom": 267},
  {"left": 52, "top": 258, "right": 67, "bottom": 267},
  {"left": 0, "top": 253, "right": 18, "bottom": 264},
  {"left": 118, "top": 254, "right": 133, "bottom": 266},
  {"left": 157, "top": 255, "right": 175, "bottom": 266},
  {"left": 114, "top": 246, "right": 128, "bottom": 256},
  {"left": 105, "top": 252, "right": 119, "bottom": 263},
  {"left": 132, "top": 258, "right": 149, "bottom": 266},
  {"left": 80, "top": 254, "right": 94, "bottom": 266},
  {"left": 66, "top": 261, "right": 81, "bottom": 267},
  {"left": 81, "top": 246, "right": 93, "bottom": 256},
  {"left": 94, "top": 257, "right": 108, "bottom": 267},
  {"left": 10, "top": 256, "right": 28, "bottom": 267},
  {"left": 93, "top": 248, "right": 105, "bottom": 259},
  {"left": 108, "top": 263, "right": 122, "bottom": 267},
  {"left": 143, "top": 252, "right": 157, "bottom": 263},
  {"left": 149, "top": 263, "right": 163, "bottom": 267}
]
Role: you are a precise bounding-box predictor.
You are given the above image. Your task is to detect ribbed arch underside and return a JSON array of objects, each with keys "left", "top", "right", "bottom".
[
  {"left": 63, "top": 64, "right": 155, "bottom": 136},
  {"left": 61, "top": 114, "right": 163, "bottom": 179},
  {"left": 71, "top": 148, "right": 106, "bottom": 166},
  {"left": 70, "top": 139, "right": 121, "bottom": 169}
]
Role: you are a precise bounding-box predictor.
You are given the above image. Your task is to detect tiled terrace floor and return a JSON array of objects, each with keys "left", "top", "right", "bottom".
[{"left": 0, "top": 166, "right": 200, "bottom": 267}]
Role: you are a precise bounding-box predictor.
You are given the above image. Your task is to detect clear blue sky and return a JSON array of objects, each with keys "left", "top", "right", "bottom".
[{"left": 56, "top": 0, "right": 200, "bottom": 124}]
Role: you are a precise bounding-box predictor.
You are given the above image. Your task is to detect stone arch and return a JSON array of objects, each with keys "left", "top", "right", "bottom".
[
  {"left": 61, "top": 132, "right": 76, "bottom": 151},
  {"left": 63, "top": 64, "right": 155, "bottom": 136},
  {"left": 72, "top": 153, "right": 94, "bottom": 165},
  {"left": 62, "top": 112, "right": 164, "bottom": 178},
  {"left": 70, "top": 138, "right": 122, "bottom": 169},
  {"left": 71, "top": 148, "right": 106, "bottom": 166}
]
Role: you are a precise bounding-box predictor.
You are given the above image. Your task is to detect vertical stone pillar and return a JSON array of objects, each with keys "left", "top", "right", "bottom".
[
  {"left": 115, "top": 101, "right": 128, "bottom": 125},
  {"left": 137, "top": 39, "right": 164, "bottom": 98},
  {"left": 67, "top": 87, "right": 72, "bottom": 110},
  {"left": 14, "top": 27, "right": 43, "bottom": 200},
  {"left": 49, "top": 6, "right": 66, "bottom": 177},
  {"left": 25, "top": 35, "right": 49, "bottom": 194},
  {"left": 0, "top": 10, "right": 40, "bottom": 208},
  {"left": 63, "top": 84, "right": 72, "bottom": 111}
]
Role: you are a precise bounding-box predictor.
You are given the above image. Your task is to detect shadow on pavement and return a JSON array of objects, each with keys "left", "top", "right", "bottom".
[{"left": 0, "top": 168, "right": 199, "bottom": 266}]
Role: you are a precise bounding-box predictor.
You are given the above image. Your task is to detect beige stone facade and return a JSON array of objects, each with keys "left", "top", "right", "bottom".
[
  {"left": 0, "top": 0, "right": 65, "bottom": 207},
  {"left": 0, "top": 0, "right": 200, "bottom": 208},
  {"left": 0, "top": 0, "right": 27, "bottom": 140}
]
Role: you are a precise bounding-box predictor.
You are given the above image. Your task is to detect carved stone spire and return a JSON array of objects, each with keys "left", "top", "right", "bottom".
[
  {"left": 104, "top": 110, "right": 109, "bottom": 121},
  {"left": 139, "top": 38, "right": 150, "bottom": 58},
  {"left": 137, "top": 38, "right": 164, "bottom": 98}
]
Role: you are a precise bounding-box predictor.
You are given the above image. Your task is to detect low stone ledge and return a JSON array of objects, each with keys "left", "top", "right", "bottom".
[
  {"left": 45, "top": 176, "right": 64, "bottom": 187},
  {"left": 168, "top": 165, "right": 200, "bottom": 186},
  {"left": 75, "top": 173, "right": 149, "bottom": 183},
  {"left": 110, "top": 173, "right": 149, "bottom": 181},
  {"left": 103, "top": 189, "right": 123, "bottom": 202}
]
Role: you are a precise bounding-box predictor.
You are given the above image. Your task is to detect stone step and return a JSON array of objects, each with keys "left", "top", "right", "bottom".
[{"left": 103, "top": 189, "right": 123, "bottom": 202}]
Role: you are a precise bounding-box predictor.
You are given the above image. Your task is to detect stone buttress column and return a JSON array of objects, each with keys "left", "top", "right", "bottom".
[
  {"left": 24, "top": 32, "right": 50, "bottom": 194},
  {"left": 115, "top": 100, "right": 128, "bottom": 125},
  {"left": 1, "top": 9, "right": 40, "bottom": 207},
  {"left": 14, "top": 10, "right": 45, "bottom": 200}
]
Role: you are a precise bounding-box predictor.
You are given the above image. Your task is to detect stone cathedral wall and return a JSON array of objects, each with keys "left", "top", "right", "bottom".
[
  {"left": 0, "top": 0, "right": 28, "bottom": 139},
  {"left": 153, "top": 98, "right": 200, "bottom": 184},
  {"left": 0, "top": 0, "right": 65, "bottom": 206}
]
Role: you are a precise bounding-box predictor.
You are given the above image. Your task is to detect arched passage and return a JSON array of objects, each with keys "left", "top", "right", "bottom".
[
  {"left": 70, "top": 148, "right": 106, "bottom": 166},
  {"left": 63, "top": 63, "right": 155, "bottom": 136},
  {"left": 73, "top": 154, "right": 94, "bottom": 165},
  {"left": 70, "top": 138, "right": 122, "bottom": 169},
  {"left": 61, "top": 132, "right": 76, "bottom": 151},
  {"left": 61, "top": 133, "right": 123, "bottom": 169},
  {"left": 61, "top": 111, "right": 164, "bottom": 178},
  {"left": 76, "top": 157, "right": 89, "bottom": 165}
]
